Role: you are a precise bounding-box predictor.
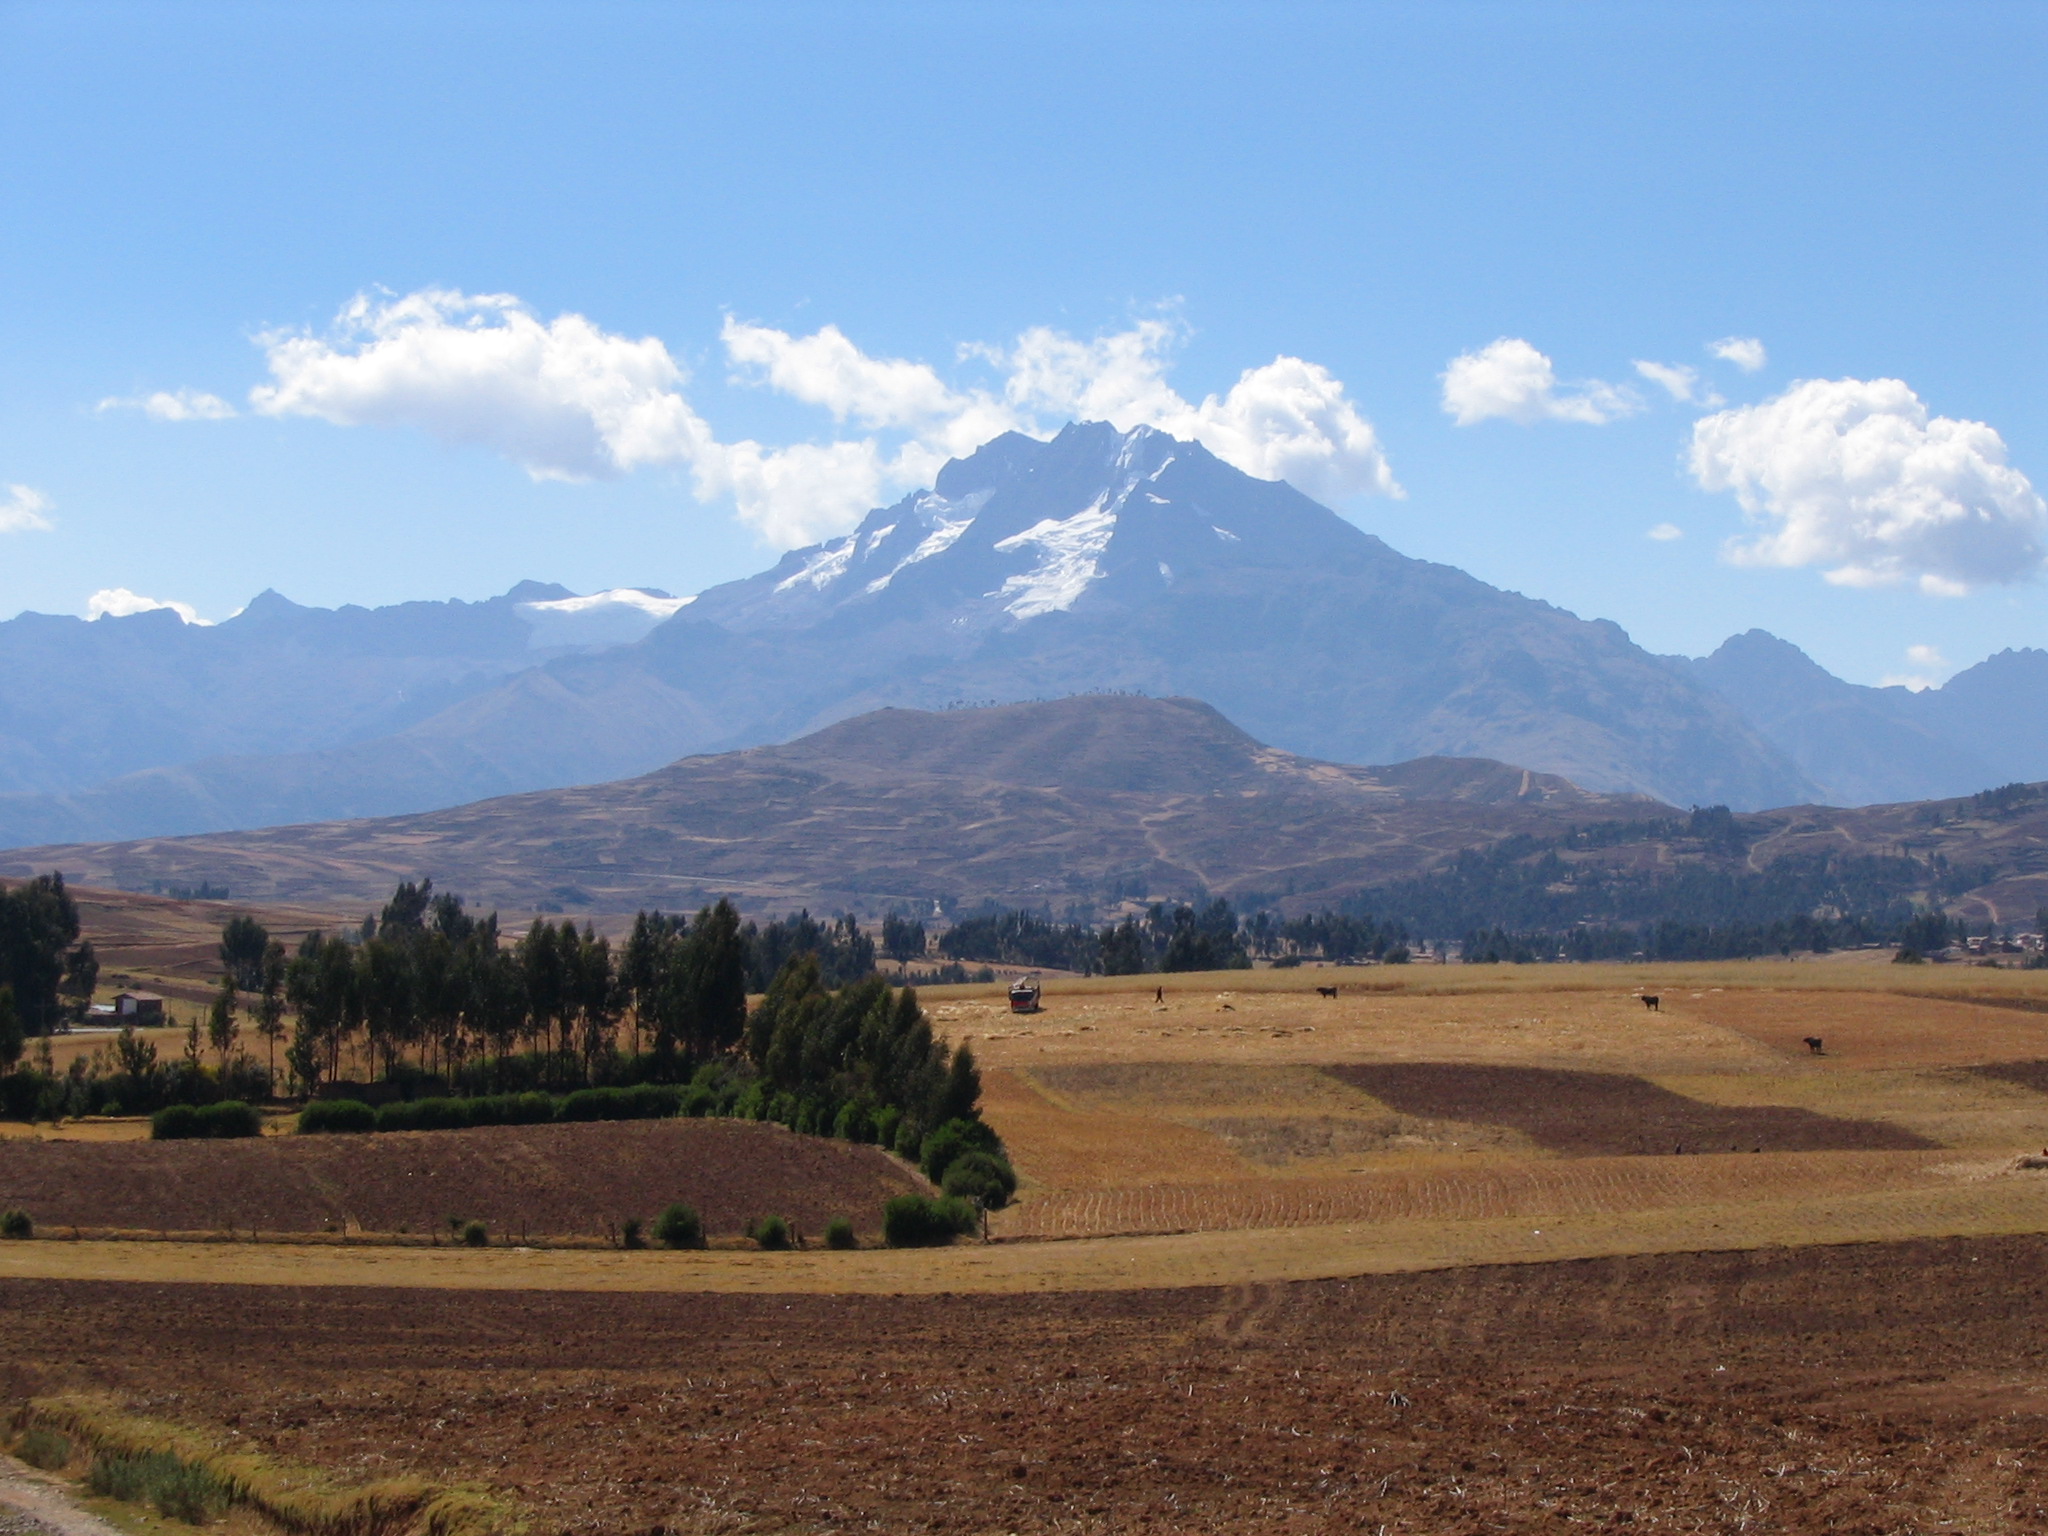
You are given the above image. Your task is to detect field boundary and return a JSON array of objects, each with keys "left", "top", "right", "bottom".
[
  {"left": 21, "top": 1395, "right": 514, "bottom": 1536},
  {"left": 4, "top": 1169, "right": 2048, "bottom": 1294}
]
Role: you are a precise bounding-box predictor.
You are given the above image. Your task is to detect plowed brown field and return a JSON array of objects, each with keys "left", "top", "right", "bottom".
[
  {"left": 1325, "top": 1062, "right": 1933, "bottom": 1155},
  {"left": 9, "top": 1236, "right": 2048, "bottom": 1534},
  {"left": 0, "top": 1118, "right": 921, "bottom": 1241}
]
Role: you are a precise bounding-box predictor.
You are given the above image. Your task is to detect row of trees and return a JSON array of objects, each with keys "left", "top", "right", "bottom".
[{"left": 274, "top": 881, "right": 751, "bottom": 1092}]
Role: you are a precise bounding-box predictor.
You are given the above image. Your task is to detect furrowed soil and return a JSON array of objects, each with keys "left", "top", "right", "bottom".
[
  {"left": 8, "top": 1236, "right": 2048, "bottom": 1535},
  {"left": 1324, "top": 1062, "right": 1934, "bottom": 1155},
  {"left": 0, "top": 1118, "right": 921, "bottom": 1241}
]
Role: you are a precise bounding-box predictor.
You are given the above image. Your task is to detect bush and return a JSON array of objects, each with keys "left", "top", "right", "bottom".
[
  {"left": 941, "top": 1149, "right": 1018, "bottom": 1209},
  {"left": 376, "top": 1097, "right": 471, "bottom": 1132},
  {"left": 872, "top": 1104, "right": 902, "bottom": 1151},
  {"left": 751, "top": 1214, "right": 792, "bottom": 1250},
  {"left": 654, "top": 1202, "right": 704, "bottom": 1249},
  {"left": 88, "top": 1452, "right": 232, "bottom": 1524},
  {"left": 151, "top": 1103, "right": 202, "bottom": 1140},
  {"left": 195, "top": 1100, "right": 261, "bottom": 1138},
  {"left": 298, "top": 1098, "right": 375, "bottom": 1134},
  {"left": 460, "top": 1219, "right": 488, "bottom": 1247},
  {"left": 16, "top": 1426, "right": 69, "bottom": 1470},
  {"left": 823, "top": 1216, "right": 857, "bottom": 1250},
  {"left": 1895, "top": 946, "right": 1927, "bottom": 964},
  {"left": 882, "top": 1193, "right": 978, "bottom": 1247},
  {"left": 620, "top": 1217, "right": 645, "bottom": 1249},
  {"left": 0, "top": 1208, "right": 29, "bottom": 1239},
  {"left": 919, "top": 1117, "right": 1001, "bottom": 1184},
  {"left": 832, "top": 1101, "right": 874, "bottom": 1143}
]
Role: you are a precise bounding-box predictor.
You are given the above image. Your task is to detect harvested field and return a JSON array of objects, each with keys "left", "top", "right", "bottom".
[
  {"left": 1325, "top": 1063, "right": 1936, "bottom": 1155},
  {"left": 0, "top": 1118, "right": 922, "bottom": 1240},
  {"left": 994, "top": 1146, "right": 1983, "bottom": 1241},
  {"left": 8, "top": 1236, "right": 2048, "bottom": 1534}
]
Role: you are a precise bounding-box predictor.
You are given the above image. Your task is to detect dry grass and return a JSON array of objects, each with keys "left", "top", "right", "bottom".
[{"left": 3, "top": 1164, "right": 2047, "bottom": 1295}]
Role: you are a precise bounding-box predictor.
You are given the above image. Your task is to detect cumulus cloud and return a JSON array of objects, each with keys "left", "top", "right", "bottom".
[
  {"left": 1709, "top": 336, "right": 1768, "bottom": 373},
  {"left": 209, "top": 289, "right": 1403, "bottom": 549},
  {"left": 1, "top": 484, "right": 54, "bottom": 534},
  {"left": 98, "top": 389, "right": 238, "bottom": 421},
  {"left": 250, "top": 289, "right": 713, "bottom": 480},
  {"left": 86, "top": 587, "right": 208, "bottom": 625},
  {"left": 1632, "top": 360, "right": 1723, "bottom": 408},
  {"left": 1647, "top": 523, "right": 1684, "bottom": 542},
  {"left": 1690, "top": 377, "right": 2047, "bottom": 594},
  {"left": 1441, "top": 338, "right": 1639, "bottom": 426}
]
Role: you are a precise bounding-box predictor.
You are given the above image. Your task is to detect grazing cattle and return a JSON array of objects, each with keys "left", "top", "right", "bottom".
[
  {"left": 1803, "top": 1036, "right": 1824, "bottom": 1055},
  {"left": 1640, "top": 995, "right": 1660, "bottom": 1012},
  {"left": 1315, "top": 985, "right": 1339, "bottom": 999}
]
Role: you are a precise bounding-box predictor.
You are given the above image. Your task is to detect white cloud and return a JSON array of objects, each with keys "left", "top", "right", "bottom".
[
  {"left": 201, "top": 289, "right": 1403, "bottom": 550},
  {"left": 86, "top": 587, "right": 208, "bottom": 625},
  {"left": 1441, "top": 338, "right": 1639, "bottom": 426},
  {"left": 1647, "top": 522, "right": 1684, "bottom": 541},
  {"left": 250, "top": 289, "right": 714, "bottom": 480},
  {"left": 1632, "top": 360, "right": 1723, "bottom": 408},
  {"left": 1690, "top": 377, "right": 2047, "bottom": 595},
  {"left": 98, "top": 389, "right": 238, "bottom": 421},
  {"left": 1, "top": 484, "right": 54, "bottom": 534},
  {"left": 1709, "top": 336, "right": 1768, "bottom": 372},
  {"left": 1883, "top": 643, "right": 1951, "bottom": 691}
]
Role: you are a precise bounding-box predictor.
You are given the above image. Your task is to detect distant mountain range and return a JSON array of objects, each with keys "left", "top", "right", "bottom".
[
  {"left": 9, "top": 695, "right": 2044, "bottom": 933},
  {"left": 2, "top": 420, "right": 2045, "bottom": 848}
]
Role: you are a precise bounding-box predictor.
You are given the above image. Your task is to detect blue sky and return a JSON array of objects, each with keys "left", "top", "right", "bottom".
[{"left": 2, "top": 1, "right": 2043, "bottom": 686}]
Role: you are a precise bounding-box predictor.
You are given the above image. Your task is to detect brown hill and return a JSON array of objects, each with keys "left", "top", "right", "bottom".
[{"left": 0, "top": 696, "right": 1664, "bottom": 921}]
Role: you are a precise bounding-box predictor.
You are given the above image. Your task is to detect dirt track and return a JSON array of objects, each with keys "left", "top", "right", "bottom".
[
  {"left": 0, "top": 1119, "right": 922, "bottom": 1240},
  {"left": 7, "top": 1236, "right": 2048, "bottom": 1534}
]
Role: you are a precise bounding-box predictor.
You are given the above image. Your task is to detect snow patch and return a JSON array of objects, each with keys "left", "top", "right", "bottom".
[
  {"left": 1158, "top": 561, "right": 1174, "bottom": 584},
  {"left": 1211, "top": 525, "right": 1240, "bottom": 543},
  {"left": 863, "top": 491, "right": 988, "bottom": 594},
  {"left": 517, "top": 587, "right": 694, "bottom": 649},
  {"left": 990, "top": 497, "right": 1119, "bottom": 619},
  {"left": 774, "top": 535, "right": 857, "bottom": 593}
]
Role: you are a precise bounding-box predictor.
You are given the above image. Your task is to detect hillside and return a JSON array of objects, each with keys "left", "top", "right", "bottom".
[
  {"left": 1682, "top": 631, "right": 2048, "bottom": 806},
  {"left": 0, "top": 582, "right": 688, "bottom": 844},
  {"left": 0, "top": 696, "right": 1667, "bottom": 919},
  {"left": 0, "top": 424, "right": 1823, "bottom": 848}
]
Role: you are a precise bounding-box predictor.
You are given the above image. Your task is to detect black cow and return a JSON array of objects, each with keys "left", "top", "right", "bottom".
[
  {"left": 1641, "top": 994, "right": 1660, "bottom": 1012},
  {"left": 1315, "top": 985, "right": 1339, "bottom": 999},
  {"left": 1803, "top": 1036, "right": 1824, "bottom": 1055}
]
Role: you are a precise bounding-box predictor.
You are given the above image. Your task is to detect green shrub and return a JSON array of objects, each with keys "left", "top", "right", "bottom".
[
  {"left": 679, "top": 1085, "right": 716, "bottom": 1118},
  {"left": 620, "top": 1217, "right": 644, "bottom": 1250},
  {"left": 195, "top": 1100, "right": 261, "bottom": 1138},
  {"left": 882, "top": 1193, "right": 978, "bottom": 1247},
  {"left": 941, "top": 1149, "right": 1018, "bottom": 1209},
  {"left": 654, "top": 1202, "right": 704, "bottom": 1249},
  {"left": 88, "top": 1452, "right": 232, "bottom": 1524},
  {"left": 891, "top": 1115, "right": 923, "bottom": 1159},
  {"left": 873, "top": 1105, "right": 902, "bottom": 1152},
  {"left": 376, "top": 1097, "right": 471, "bottom": 1132},
  {"left": 150, "top": 1103, "right": 202, "bottom": 1140},
  {"left": 832, "top": 1101, "right": 874, "bottom": 1142},
  {"left": 1894, "top": 946, "right": 1926, "bottom": 964},
  {"left": 297, "top": 1098, "right": 375, "bottom": 1134},
  {"left": 0, "top": 1208, "right": 29, "bottom": 1239},
  {"left": 16, "top": 1427, "right": 69, "bottom": 1469},
  {"left": 751, "top": 1214, "right": 792, "bottom": 1250},
  {"left": 919, "top": 1117, "right": 1001, "bottom": 1183},
  {"left": 556, "top": 1085, "right": 683, "bottom": 1122},
  {"left": 460, "top": 1219, "right": 488, "bottom": 1247},
  {"left": 823, "top": 1216, "right": 857, "bottom": 1250}
]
